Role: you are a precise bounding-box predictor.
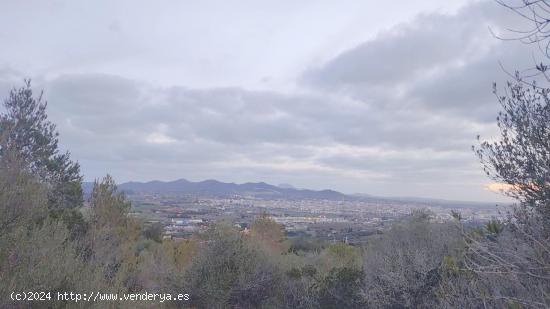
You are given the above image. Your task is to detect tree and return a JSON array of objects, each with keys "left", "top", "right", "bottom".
[
  {"left": 86, "top": 174, "right": 144, "bottom": 294},
  {"left": 492, "top": 0, "right": 550, "bottom": 84},
  {"left": 475, "top": 82, "right": 550, "bottom": 220},
  {"left": 0, "top": 155, "right": 47, "bottom": 235},
  {"left": 162, "top": 238, "right": 198, "bottom": 272},
  {"left": 143, "top": 222, "right": 164, "bottom": 243},
  {"left": 89, "top": 174, "right": 131, "bottom": 228},
  {"left": 0, "top": 80, "right": 83, "bottom": 210},
  {"left": 440, "top": 2, "right": 550, "bottom": 303},
  {"left": 363, "top": 213, "right": 463, "bottom": 308},
  {"left": 180, "top": 223, "right": 282, "bottom": 308},
  {"left": 250, "top": 211, "right": 284, "bottom": 251},
  {"left": 466, "top": 80, "right": 550, "bottom": 308},
  {"left": 0, "top": 157, "right": 108, "bottom": 309},
  {"left": 316, "top": 267, "right": 365, "bottom": 309},
  {"left": 319, "top": 242, "right": 362, "bottom": 272},
  {"left": 469, "top": 12, "right": 550, "bottom": 301},
  {"left": 280, "top": 264, "right": 320, "bottom": 309},
  {"left": 495, "top": 1, "right": 550, "bottom": 57}
]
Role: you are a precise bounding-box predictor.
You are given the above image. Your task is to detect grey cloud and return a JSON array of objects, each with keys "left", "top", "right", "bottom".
[
  {"left": 43, "top": 73, "right": 478, "bottom": 154},
  {"left": 303, "top": 3, "right": 504, "bottom": 87},
  {"left": 0, "top": 0, "right": 524, "bottom": 201},
  {"left": 303, "top": 1, "right": 538, "bottom": 122},
  {"left": 0, "top": 68, "right": 497, "bottom": 200}
]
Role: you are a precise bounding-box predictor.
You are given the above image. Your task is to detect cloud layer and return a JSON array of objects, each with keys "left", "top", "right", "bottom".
[{"left": 0, "top": 1, "right": 535, "bottom": 202}]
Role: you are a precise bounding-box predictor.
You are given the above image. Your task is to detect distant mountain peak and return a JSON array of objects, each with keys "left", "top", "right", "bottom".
[
  {"left": 81, "top": 178, "right": 500, "bottom": 207},
  {"left": 82, "top": 178, "right": 347, "bottom": 200}
]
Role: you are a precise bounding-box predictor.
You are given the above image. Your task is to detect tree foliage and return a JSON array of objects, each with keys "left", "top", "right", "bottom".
[
  {"left": 0, "top": 80, "right": 82, "bottom": 210},
  {"left": 180, "top": 223, "right": 282, "bottom": 308},
  {"left": 363, "top": 214, "right": 463, "bottom": 308},
  {"left": 250, "top": 211, "right": 284, "bottom": 252},
  {"left": 468, "top": 75, "right": 550, "bottom": 308},
  {"left": 476, "top": 82, "right": 550, "bottom": 220}
]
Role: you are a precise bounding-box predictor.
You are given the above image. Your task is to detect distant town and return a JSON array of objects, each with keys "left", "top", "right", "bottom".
[{"left": 86, "top": 179, "right": 505, "bottom": 245}]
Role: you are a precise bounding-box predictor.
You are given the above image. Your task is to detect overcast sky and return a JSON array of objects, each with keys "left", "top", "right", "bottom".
[{"left": 0, "top": 0, "right": 539, "bottom": 202}]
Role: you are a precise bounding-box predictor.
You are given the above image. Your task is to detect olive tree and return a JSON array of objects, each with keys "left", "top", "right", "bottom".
[
  {"left": 476, "top": 82, "right": 550, "bottom": 219},
  {"left": 462, "top": 80, "right": 550, "bottom": 308}
]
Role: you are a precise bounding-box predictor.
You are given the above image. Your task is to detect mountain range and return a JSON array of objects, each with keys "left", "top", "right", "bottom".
[
  {"left": 83, "top": 178, "right": 346, "bottom": 200},
  {"left": 82, "top": 178, "right": 502, "bottom": 208}
]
